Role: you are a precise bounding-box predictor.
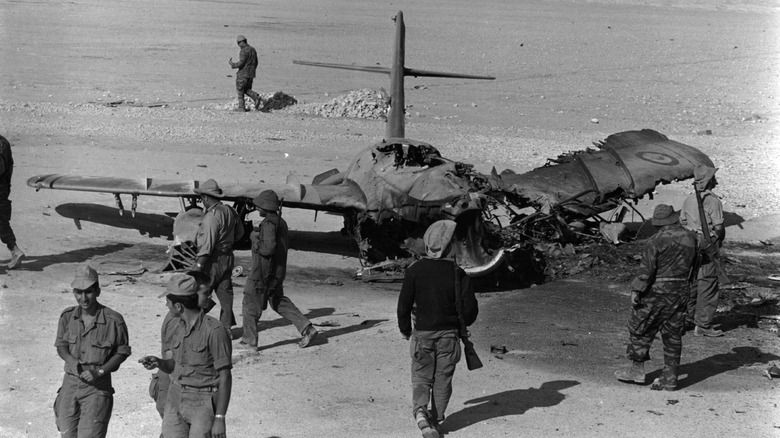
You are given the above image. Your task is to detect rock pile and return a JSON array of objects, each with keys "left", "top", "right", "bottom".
[{"left": 289, "top": 88, "right": 389, "bottom": 120}]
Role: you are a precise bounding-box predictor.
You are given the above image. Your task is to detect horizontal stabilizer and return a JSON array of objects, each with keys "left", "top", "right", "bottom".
[
  {"left": 293, "top": 61, "right": 391, "bottom": 75},
  {"left": 404, "top": 68, "right": 495, "bottom": 80}
]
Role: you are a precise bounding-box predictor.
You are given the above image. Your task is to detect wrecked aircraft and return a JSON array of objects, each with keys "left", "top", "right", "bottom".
[{"left": 27, "top": 11, "right": 714, "bottom": 278}]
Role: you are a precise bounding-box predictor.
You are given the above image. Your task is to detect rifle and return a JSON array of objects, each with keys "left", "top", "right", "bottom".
[
  {"left": 454, "top": 256, "right": 482, "bottom": 371},
  {"left": 693, "top": 183, "right": 730, "bottom": 285},
  {"left": 260, "top": 198, "right": 284, "bottom": 311}
]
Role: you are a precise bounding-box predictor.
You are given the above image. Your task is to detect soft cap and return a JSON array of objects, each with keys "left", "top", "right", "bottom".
[
  {"left": 253, "top": 190, "right": 279, "bottom": 211},
  {"left": 71, "top": 264, "right": 99, "bottom": 290},
  {"left": 651, "top": 204, "right": 680, "bottom": 226},
  {"left": 423, "top": 220, "right": 457, "bottom": 259}
]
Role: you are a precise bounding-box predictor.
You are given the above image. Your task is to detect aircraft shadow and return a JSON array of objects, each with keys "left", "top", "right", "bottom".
[
  {"left": 0, "top": 242, "right": 133, "bottom": 272},
  {"left": 442, "top": 380, "right": 580, "bottom": 434},
  {"left": 646, "top": 346, "right": 780, "bottom": 390},
  {"left": 55, "top": 203, "right": 174, "bottom": 239}
]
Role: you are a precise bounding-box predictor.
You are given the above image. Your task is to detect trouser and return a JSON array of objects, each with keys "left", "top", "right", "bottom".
[
  {"left": 205, "top": 253, "right": 235, "bottom": 328},
  {"left": 626, "top": 286, "right": 687, "bottom": 383},
  {"left": 149, "top": 371, "right": 171, "bottom": 418},
  {"left": 687, "top": 260, "right": 719, "bottom": 329},
  {"left": 162, "top": 383, "right": 217, "bottom": 438},
  {"left": 241, "top": 278, "right": 311, "bottom": 346},
  {"left": 235, "top": 78, "right": 259, "bottom": 104},
  {"left": 0, "top": 191, "right": 16, "bottom": 251},
  {"left": 54, "top": 374, "right": 114, "bottom": 438},
  {"left": 410, "top": 329, "right": 461, "bottom": 422}
]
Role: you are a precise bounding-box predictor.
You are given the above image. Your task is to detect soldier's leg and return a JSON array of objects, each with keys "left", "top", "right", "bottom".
[
  {"left": 0, "top": 194, "right": 16, "bottom": 251},
  {"left": 76, "top": 387, "right": 113, "bottom": 438},
  {"left": 161, "top": 384, "right": 189, "bottom": 438},
  {"left": 410, "top": 333, "right": 437, "bottom": 432},
  {"left": 240, "top": 278, "right": 263, "bottom": 347},
  {"left": 686, "top": 273, "right": 699, "bottom": 328},
  {"left": 695, "top": 261, "right": 719, "bottom": 329},
  {"left": 244, "top": 78, "right": 261, "bottom": 110},
  {"left": 212, "top": 255, "right": 235, "bottom": 329},
  {"left": 150, "top": 371, "right": 170, "bottom": 418},
  {"left": 54, "top": 376, "right": 80, "bottom": 438},
  {"left": 179, "top": 390, "right": 215, "bottom": 437},
  {"left": 618, "top": 296, "right": 664, "bottom": 383},
  {"left": 270, "top": 288, "right": 311, "bottom": 334},
  {"left": 654, "top": 299, "right": 686, "bottom": 390},
  {"left": 430, "top": 334, "right": 461, "bottom": 423},
  {"left": 235, "top": 78, "right": 248, "bottom": 111}
]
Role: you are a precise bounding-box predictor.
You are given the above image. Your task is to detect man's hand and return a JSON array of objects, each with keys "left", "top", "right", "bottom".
[
  {"left": 401, "top": 331, "right": 411, "bottom": 340},
  {"left": 630, "top": 291, "right": 641, "bottom": 307},
  {"left": 228, "top": 57, "right": 234, "bottom": 67},
  {"left": 64, "top": 358, "right": 80, "bottom": 375},
  {"left": 79, "top": 369, "right": 98, "bottom": 382},
  {"left": 139, "top": 356, "right": 160, "bottom": 370},
  {"left": 212, "top": 416, "right": 226, "bottom": 438}
]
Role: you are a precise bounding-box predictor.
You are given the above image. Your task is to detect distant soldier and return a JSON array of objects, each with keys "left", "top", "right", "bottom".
[
  {"left": 0, "top": 134, "right": 24, "bottom": 269},
  {"left": 229, "top": 35, "right": 261, "bottom": 112},
  {"left": 191, "top": 179, "right": 244, "bottom": 330},
  {"left": 54, "top": 264, "right": 131, "bottom": 437},
  {"left": 140, "top": 273, "right": 233, "bottom": 438},
  {"left": 615, "top": 204, "right": 697, "bottom": 391},
  {"left": 398, "top": 220, "right": 478, "bottom": 437},
  {"left": 238, "top": 190, "right": 319, "bottom": 351},
  {"left": 680, "top": 164, "right": 725, "bottom": 337}
]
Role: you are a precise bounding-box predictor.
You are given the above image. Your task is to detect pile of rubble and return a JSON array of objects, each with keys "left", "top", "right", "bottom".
[{"left": 288, "top": 89, "right": 389, "bottom": 120}]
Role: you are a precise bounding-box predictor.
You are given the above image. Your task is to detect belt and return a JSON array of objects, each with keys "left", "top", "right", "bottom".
[
  {"left": 655, "top": 277, "right": 688, "bottom": 282},
  {"left": 180, "top": 384, "right": 218, "bottom": 393}
]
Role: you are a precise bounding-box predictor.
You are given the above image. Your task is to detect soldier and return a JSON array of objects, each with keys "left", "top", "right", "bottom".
[
  {"left": 191, "top": 179, "right": 244, "bottom": 330},
  {"left": 229, "top": 35, "right": 261, "bottom": 112},
  {"left": 398, "top": 220, "right": 478, "bottom": 438},
  {"left": 680, "top": 164, "right": 725, "bottom": 337},
  {"left": 237, "top": 190, "right": 318, "bottom": 351},
  {"left": 0, "top": 134, "right": 24, "bottom": 269},
  {"left": 54, "top": 264, "right": 131, "bottom": 437},
  {"left": 140, "top": 274, "right": 233, "bottom": 438},
  {"left": 615, "top": 204, "right": 697, "bottom": 391}
]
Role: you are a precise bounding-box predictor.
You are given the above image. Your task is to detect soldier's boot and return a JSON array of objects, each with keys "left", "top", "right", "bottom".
[
  {"left": 694, "top": 326, "right": 724, "bottom": 337},
  {"left": 614, "top": 361, "right": 646, "bottom": 384},
  {"left": 7, "top": 245, "right": 24, "bottom": 270},
  {"left": 234, "top": 97, "right": 248, "bottom": 112},
  {"left": 414, "top": 409, "right": 440, "bottom": 438},
  {"left": 248, "top": 91, "right": 262, "bottom": 111},
  {"left": 299, "top": 324, "right": 319, "bottom": 348},
  {"left": 651, "top": 365, "right": 678, "bottom": 391}
]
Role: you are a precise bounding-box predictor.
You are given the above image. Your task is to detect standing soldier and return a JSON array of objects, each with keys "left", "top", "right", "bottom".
[
  {"left": 54, "top": 264, "right": 131, "bottom": 437},
  {"left": 140, "top": 273, "right": 233, "bottom": 438},
  {"left": 680, "top": 164, "right": 726, "bottom": 337},
  {"left": 191, "top": 179, "right": 244, "bottom": 330},
  {"left": 398, "top": 220, "right": 478, "bottom": 438},
  {"left": 0, "top": 134, "right": 24, "bottom": 269},
  {"left": 237, "top": 190, "right": 318, "bottom": 351},
  {"left": 615, "top": 204, "right": 697, "bottom": 391},
  {"left": 229, "top": 35, "right": 261, "bottom": 112}
]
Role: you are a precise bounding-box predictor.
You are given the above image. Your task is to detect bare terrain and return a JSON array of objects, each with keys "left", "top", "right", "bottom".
[{"left": 1, "top": 0, "right": 779, "bottom": 437}]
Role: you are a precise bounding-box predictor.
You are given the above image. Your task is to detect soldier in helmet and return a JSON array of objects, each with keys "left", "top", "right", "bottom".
[
  {"left": 615, "top": 204, "right": 698, "bottom": 391},
  {"left": 237, "top": 190, "right": 319, "bottom": 351},
  {"left": 228, "top": 35, "right": 261, "bottom": 112}
]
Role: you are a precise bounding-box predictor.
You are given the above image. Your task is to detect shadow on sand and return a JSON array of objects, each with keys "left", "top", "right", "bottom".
[
  {"left": 55, "top": 203, "right": 174, "bottom": 239},
  {"left": 0, "top": 242, "right": 134, "bottom": 272},
  {"left": 443, "top": 380, "right": 580, "bottom": 434}
]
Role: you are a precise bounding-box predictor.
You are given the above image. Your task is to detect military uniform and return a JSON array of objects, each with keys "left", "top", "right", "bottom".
[
  {"left": 195, "top": 199, "right": 243, "bottom": 328},
  {"left": 0, "top": 134, "right": 23, "bottom": 268},
  {"left": 54, "top": 303, "right": 131, "bottom": 437},
  {"left": 680, "top": 187, "right": 724, "bottom": 331},
  {"left": 149, "top": 312, "right": 181, "bottom": 418},
  {"left": 618, "top": 205, "right": 697, "bottom": 390},
  {"left": 229, "top": 35, "right": 261, "bottom": 111},
  {"left": 241, "top": 191, "right": 316, "bottom": 349}
]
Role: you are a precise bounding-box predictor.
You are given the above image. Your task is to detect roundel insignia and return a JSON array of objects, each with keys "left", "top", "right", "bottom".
[{"left": 636, "top": 151, "right": 679, "bottom": 166}]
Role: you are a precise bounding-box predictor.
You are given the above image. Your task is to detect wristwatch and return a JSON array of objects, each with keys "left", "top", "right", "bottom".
[
  {"left": 214, "top": 414, "right": 225, "bottom": 419},
  {"left": 98, "top": 369, "right": 105, "bottom": 376}
]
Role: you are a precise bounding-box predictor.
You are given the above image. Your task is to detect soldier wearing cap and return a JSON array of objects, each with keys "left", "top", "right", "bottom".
[
  {"left": 615, "top": 204, "right": 697, "bottom": 391},
  {"left": 54, "top": 264, "right": 131, "bottom": 437},
  {"left": 140, "top": 273, "right": 233, "bottom": 438},
  {"left": 398, "top": 219, "right": 478, "bottom": 438},
  {"left": 228, "top": 34, "right": 261, "bottom": 112},
  {"left": 680, "top": 164, "right": 726, "bottom": 337},
  {"left": 238, "top": 190, "right": 319, "bottom": 351},
  {"left": 191, "top": 179, "right": 244, "bottom": 330}
]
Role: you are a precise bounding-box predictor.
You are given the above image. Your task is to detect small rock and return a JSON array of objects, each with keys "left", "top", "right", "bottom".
[{"left": 590, "top": 118, "right": 599, "bottom": 124}]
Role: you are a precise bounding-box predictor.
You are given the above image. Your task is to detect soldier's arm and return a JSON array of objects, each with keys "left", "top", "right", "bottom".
[
  {"left": 630, "top": 240, "right": 659, "bottom": 295},
  {"left": 55, "top": 314, "right": 79, "bottom": 374},
  {"left": 194, "top": 214, "right": 218, "bottom": 264},
  {"left": 257, "top": 220, "right": 277, "bottom": 257},
  {"left": 211, "top": 368, "right": 231, "bottom": 437},
  {"left": 232, "top": 47, "right": 249, "bottom": 70}
]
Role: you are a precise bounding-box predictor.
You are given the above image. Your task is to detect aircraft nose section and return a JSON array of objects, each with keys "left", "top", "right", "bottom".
[{"left": 443, "top": 192, "right": 486, "bottom": 218}]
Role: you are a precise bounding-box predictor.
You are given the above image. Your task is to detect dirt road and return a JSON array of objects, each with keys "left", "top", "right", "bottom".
[{"left": 1, "top": 0, "right": 779, "bottom": 437}]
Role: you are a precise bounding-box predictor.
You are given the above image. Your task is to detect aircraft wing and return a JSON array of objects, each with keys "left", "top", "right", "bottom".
[{"left": 27, "top": 174, "right": 367, "bottom": 214}]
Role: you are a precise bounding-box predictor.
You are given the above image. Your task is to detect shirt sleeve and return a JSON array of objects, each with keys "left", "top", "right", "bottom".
[
  {"left": 113, "top": 315, "right": 132, "bottom": 357},
  {"left": 630, "top": 239, "right": 658, "bottom": 293},
  {"left": 54, "top": 311, "right": 70, "bottom": 348},
  {"left": 196, "top": 212, "right": 218, "bottom": 258},
  {"left": 210, "top": 326, "right": 233, "bottom": 371},
  {"left": 234, "top": 46, "right": 249, "bottom": 69},
  {"left": 704, "top": 193, "right": 724, "bottom": 227},
  {"left": 397, "top": 269, "right": 415, "bottom": 334},
  {"left": 257, "top": 219, "right": 277, "bottom": 257}
]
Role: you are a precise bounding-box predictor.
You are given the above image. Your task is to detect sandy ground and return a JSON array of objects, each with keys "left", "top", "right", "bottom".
[{"left": 1, "top": 0, "right": 779, "bottom": 437}]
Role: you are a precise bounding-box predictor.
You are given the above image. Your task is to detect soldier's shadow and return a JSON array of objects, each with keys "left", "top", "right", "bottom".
[
  {"left": 442, "top": 380, "right": 580, "bottom": 433},
  {"left": 647, "top": 346, "right": 780, "bottom": 390},
  {"left": 0, "top": 242, "right": 133, "bottom": 272}
]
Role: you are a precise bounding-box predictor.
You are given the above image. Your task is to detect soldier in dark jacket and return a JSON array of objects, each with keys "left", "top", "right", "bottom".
[
  {"left": 615, "top": 204, "right": 698, "bottom": 391},
  {"left": 228, "top": 35, "right": 261, "bottom": 112},
  {"left": 398, "top": 220, "right": 478, "bottom": 438},
  {"left": 0, "top": 135, "right": 23, "bottom": 269},
  {"left": 237, "top": 190, "right": 318, "bottom": 351}
]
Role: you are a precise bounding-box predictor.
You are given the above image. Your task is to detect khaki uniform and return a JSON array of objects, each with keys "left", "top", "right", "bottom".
[
  {"left": 0, "top": 135, "right": 17, "bottom": 251},
  {"left": 54, "top": 304, "right": 131, "bottom": 438}
]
